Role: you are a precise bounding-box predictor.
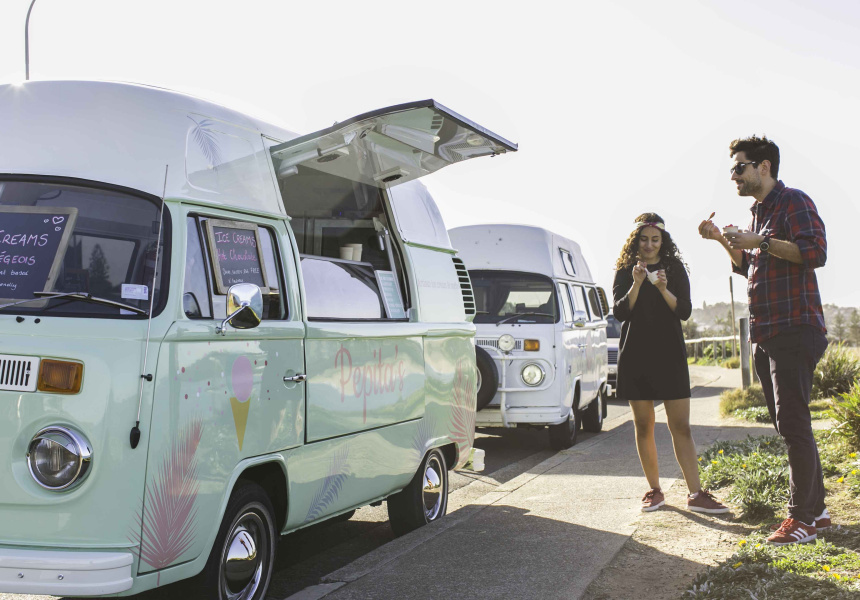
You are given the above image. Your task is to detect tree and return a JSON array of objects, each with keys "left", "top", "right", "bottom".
[
  {"left": 87, "top": 244, "right": 112, "bottom": 296},
  {"left": 849, "top": 309, "right": 860, "bottom": 346},
  {"left": 832, "top": 311, "right": 847, "bottom": 342},
  {"left": 683, "top": 319, "right": 700, "bottom": 340}
]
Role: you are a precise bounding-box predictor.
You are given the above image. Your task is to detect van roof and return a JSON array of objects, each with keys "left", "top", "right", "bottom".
[
  {"left": 449, "top": 224, "right": 594, "bottom": 283},
  {"left": 0, "top": 80, "right": 298, "bottom": 216}
]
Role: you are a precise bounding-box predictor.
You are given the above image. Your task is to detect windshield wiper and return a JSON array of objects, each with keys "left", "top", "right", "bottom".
[
  {"left": 0, "top": 291, "right": 147, "bottom": 315},
  {"left": 496, "top": 311, "right": 554, "bottom": 326}
]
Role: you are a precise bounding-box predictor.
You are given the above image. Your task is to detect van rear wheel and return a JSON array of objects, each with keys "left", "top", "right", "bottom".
[
  {"left": 548, "top": 407, "right": 580, "bottom": 450},
  {"left": 194, "top": 481, "right": 276, "bottom": 600},
  {"left": 582, "top": 389, "right": 604, "bottom": 433},
  {"left": 387, "top": 448, "right": 448, "bottom": 536}
]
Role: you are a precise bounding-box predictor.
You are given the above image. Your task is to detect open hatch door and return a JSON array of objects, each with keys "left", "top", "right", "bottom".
[{"left": 269, "top": 100, "right": 517, "bottom": 188}]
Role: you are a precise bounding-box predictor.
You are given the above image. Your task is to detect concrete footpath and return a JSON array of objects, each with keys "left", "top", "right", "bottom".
[{"left": 287, "top": 366, "right": 756, "bottom": 600}]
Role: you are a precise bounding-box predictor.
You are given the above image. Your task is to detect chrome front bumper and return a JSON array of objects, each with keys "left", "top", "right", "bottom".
[{"left": 0, "top": 547, "right": 133, "bottom": 596}]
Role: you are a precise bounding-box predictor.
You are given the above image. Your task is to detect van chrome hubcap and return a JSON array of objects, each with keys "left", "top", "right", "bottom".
[
  {"left": 222, "top": 513, "right": 264, "bottom": 600},
  {"left": 422, "top": 455, "right": 444, "bottom": 521}
]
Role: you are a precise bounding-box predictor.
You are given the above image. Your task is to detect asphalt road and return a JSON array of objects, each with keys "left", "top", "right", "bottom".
[{"left": 1, "top": 398, "right": 633, "bottom": 600}]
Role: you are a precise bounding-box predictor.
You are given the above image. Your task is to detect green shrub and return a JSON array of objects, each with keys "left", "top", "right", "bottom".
[
  {"left": 734, "top": 406, "right": 772, "bottom": 423},
  {"left": 723, "top": 356, "right": 740, "bottom": 369},
  {"left": 831, "top": 382, "right": 860, "bottom": 448},
  {"left": 719, "top": 384, "right": 766, "bottom": 417},
  {"left": 813, "top": 342, "right": 860, "bottom": 400}
]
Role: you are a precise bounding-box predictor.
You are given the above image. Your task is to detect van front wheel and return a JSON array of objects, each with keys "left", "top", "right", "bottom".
[
  {"left": 195, "top": 481, "right": 277, "bottom": 600},
  {"left": 387, "top": 449, "right": 449, "bottom": 536},
  {"left": 548, "top": 407, "right": 580, "bottom": 450},
  {"left": 582, "top": 389, "right": 604, "bottom": 433}
]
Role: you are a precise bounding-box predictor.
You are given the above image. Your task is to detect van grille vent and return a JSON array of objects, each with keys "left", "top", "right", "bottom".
[
  {"left": 452, "top": 257, "right": 476, "bottom": 317},
  {"left": 608, "top": 349, "right": 618, "bottom": 364},
  {"left": 0, "top": 355, "right": 40, "bottom": 392},
  {"left": 476, "top": 338, "right": 524, "bottom": 351}
]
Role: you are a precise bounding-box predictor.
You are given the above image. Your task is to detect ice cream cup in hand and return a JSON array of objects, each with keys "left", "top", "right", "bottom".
[
  {"left": 722, "top": 225, "right": 739, "bottom": 234},
  {"left": 647, "top": 271, "right": 660, "bottom": 284}
]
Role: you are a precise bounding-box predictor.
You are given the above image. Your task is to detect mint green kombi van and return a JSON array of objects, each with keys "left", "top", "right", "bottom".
[{"left": 0, "top": 81, "right": 516, "bottom": 598}]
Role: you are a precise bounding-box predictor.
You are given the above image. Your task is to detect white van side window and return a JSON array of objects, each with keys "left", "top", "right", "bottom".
[
  {"left": 560, "top": 249, "right": 576, "bottom": 276},
  {"left": 571, "top": 285, "right": 590, "bottom": 318},
  {"left": 301, "top": 257, "right": 384, "bottom": 320},
  {"left": 558, "top": 283, "right": 573, "bottom": 323},
  {"left": 587, "top": 287, "right": 603, "bottom": 320}
]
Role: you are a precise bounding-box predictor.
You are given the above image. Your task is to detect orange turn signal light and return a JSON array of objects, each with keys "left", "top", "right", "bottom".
[
  {"left": 524, "top": 339, "right": 540, "bottom": 351},
  {"left": 37, "top": 360, "right": 83, "bottom": 394}
]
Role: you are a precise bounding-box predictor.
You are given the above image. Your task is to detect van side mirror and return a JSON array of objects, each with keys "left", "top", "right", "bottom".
[
  {"left": 573, "top": 310, "right": 588, "bottom": 328},
  {"left": 216, "top": 283, "right": 263, "bottom": 335}
]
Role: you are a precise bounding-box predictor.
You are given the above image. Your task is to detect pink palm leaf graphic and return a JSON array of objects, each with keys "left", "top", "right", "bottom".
[
  {"left": 448, "top": 359, "right": 476, "bottom": 464},
  {"left": 134, "top": 418, "right": 204, "bottom": 573}
]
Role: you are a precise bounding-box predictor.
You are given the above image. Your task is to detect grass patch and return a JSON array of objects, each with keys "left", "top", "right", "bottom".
[
  {"left": 687, "top": 432, "right": 860, "bottom": 598},
  {"left": 719, "top": 384, "right": 766, "bottom": 417},
  {"left": 732, "top": 401, "right": 831, "bottom": 424}
]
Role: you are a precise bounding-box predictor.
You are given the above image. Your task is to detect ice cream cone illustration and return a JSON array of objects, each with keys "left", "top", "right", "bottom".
[{"left": 230, "top": 356, "right": 254, "bottom": 450}]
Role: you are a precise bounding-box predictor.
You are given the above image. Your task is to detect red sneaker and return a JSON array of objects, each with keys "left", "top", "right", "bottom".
[
  {"left": 768, "top": 508, "right": 831, "bottom": 532},
  {"left": 641, "top": 488, "right": 664, "bottom": 512},
  {"left": 687, "top": 489, "right": 730, "bottom": 514},
  {"left": 766, "top": 518, "right": 816, "bottom": 546}
]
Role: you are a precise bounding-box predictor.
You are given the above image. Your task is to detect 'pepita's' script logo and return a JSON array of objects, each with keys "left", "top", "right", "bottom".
[{"left": 335, "top": 344, "right": 406, "bottom": 422}]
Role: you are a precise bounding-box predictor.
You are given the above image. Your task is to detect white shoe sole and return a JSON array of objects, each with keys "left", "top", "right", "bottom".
[
  {"left": 687, "top": 505, "right": 731, "bottom": 514},
  {"left": 641, "top": 500, "right": 665, "bottom": 512},
  {"left": 767, "top": 533, "right": 817, "bottom": 546}
]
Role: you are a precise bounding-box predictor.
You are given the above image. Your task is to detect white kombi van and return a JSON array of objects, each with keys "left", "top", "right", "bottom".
[{"left": 448, "top": 225, "right": 610, "bottom": 449}]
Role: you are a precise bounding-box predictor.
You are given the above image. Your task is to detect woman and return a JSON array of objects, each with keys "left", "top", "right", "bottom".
[{"left": 613, "top": 213, "right": 728, "bottom": 513}]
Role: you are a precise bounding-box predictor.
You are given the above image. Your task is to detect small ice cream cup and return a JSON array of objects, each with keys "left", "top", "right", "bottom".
[
  {"left": 647, "top": 271, "right": 660, "bottom": 283},
  {"left": 722, "top": 225, "right": 739, "bottom": 234}
]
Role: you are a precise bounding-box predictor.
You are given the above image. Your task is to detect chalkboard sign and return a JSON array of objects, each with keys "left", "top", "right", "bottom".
[
  {"left": 205, "top": 219, "right": 270, "bottom": 294},
  {"left": 0, "top": 206, "right": 78, "bottom": 304}
]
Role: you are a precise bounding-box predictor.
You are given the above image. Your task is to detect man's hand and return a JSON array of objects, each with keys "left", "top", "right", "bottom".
[
  {"left": 723, "top": 231, "right": 765, "bottom": 250},
  {"left": 632, "top": 261, "right": 647, "bottom": 284},
  {"left": 698, "top": 219, "right": 723, "bottom": 241}
]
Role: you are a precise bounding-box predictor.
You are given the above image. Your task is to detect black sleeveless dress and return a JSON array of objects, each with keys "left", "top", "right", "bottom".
[{"left": 612, "top": 261, "right": 692, "bottom": 401}]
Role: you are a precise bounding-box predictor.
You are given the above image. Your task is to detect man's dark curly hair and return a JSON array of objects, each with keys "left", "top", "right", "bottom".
[
  {"left": 614, "top": 212, "right": 688, "bottom": 273},
  {"left": 729, "top": 135, "right": 780, "bottom": 178}
]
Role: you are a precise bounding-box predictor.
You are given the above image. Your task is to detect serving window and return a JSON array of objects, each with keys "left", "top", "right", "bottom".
[{"left": 275, "top": 166, "right": 408, "bottom": 321}]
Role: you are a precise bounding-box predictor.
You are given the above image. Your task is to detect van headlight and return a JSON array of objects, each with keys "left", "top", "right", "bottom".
[
  {"left": 27, "top": 426, "right": 92, "bottom": 491},
  {"left": 498, "top": 334, "right": 516, "bottom": 352},
  {"left": 521, "top": 363, "right": 545, "bottom": 387}
]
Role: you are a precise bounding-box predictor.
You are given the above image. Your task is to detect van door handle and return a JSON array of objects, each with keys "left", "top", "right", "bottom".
[{"left": 283, "top": 373, "right": 307, "bottom": 383}]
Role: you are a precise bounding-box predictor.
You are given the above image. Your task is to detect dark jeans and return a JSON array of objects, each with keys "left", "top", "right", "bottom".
[{"left": 754, "top": 325, "right": 829, "bottom": 525}]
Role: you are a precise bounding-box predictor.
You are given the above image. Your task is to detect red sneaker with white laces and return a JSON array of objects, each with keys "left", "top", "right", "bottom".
[
  {"left": 766, "top": 518, "right": 816, "bottom": 546},
  {"left": 768, "top": 508, "right": 831, "bottom": 532}
]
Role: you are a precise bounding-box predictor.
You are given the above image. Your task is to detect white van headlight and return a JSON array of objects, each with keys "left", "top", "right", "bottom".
[
  {"left": 27, "top": 426, "right": 92, "bottom": 491},
  {"left": 498, "top": 334, "right": 516, "bottom": 352},
  {"left": 521, "top": 364, "right": 545, "bottom": 387}
]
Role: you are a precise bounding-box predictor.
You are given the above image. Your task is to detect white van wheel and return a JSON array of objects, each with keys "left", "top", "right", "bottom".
[
  {"left": 196, "top": 482, "right": 276, "bottom": 600},
  {"left": 387, "top": 449, "right": 449, "bottom": 536},
  {"left": 582, "top": 390, "right": 604, "bottom": 433},
  {"left": 548, "top": 407, "right": 580, "bottom": 450}
]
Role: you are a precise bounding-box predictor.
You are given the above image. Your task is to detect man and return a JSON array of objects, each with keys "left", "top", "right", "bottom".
[{"left": 698, "top": 135, "right": 829, "bottom": 546}]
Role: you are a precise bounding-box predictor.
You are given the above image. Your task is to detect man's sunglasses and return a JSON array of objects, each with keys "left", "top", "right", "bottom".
[{"left": 731, "top": 161, "right": 759, "bottom": 176}]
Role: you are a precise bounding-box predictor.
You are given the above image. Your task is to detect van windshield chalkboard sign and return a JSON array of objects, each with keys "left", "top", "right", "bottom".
[
  {"left": 205, "top": 218, "right": 269, "bottom": 294},
  {"left": 0, "top": 206, "right": 78, "bottom": 304}
]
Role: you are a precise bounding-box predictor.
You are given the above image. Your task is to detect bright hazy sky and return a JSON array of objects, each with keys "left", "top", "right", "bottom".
[{"left": 2, "top": 0, "right": 858, "bottom": 309}]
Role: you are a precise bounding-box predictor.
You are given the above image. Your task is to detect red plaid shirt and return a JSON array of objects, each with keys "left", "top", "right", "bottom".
[{"left": 732, "top": 181, "right": 827, "bottom": 343}]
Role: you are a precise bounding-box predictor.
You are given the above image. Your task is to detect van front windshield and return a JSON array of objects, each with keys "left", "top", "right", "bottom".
[
  {"left": 0, "top": 180, "right": 168, "bottom": 317},
  {"left": 469, "top": 270, "right": 558, "bottom": 325}
]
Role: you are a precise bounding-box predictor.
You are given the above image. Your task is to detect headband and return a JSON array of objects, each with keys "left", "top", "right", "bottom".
[{"left": 637, "top": 221, "right": 665, "bottom": 230}]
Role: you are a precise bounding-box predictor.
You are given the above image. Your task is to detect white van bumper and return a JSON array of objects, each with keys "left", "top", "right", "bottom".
[
  {"left": 476, "top": 406, "right": 567, "bottom": 427},
  {"left": 0, "top": 547, "right": 133, "bottom": 596}
]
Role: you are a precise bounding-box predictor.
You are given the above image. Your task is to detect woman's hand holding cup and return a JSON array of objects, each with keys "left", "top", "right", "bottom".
[{"left": 653, "top": 270, "right": 668, "bottom": 291}]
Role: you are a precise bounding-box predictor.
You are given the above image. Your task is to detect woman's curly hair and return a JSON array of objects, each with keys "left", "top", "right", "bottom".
[{"left": 614, "top": 212, "right": 688, "bottom": 274}]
